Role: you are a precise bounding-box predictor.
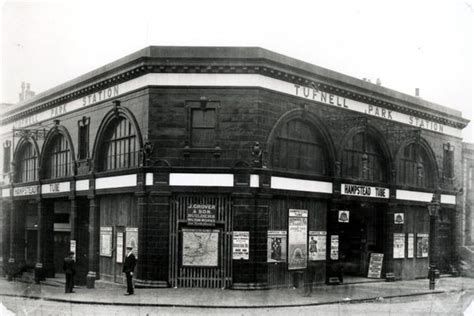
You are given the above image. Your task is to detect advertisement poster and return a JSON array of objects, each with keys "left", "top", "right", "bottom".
[
  {"left": 126, "top": 227, "right": 139, "bottom": 259},
  {"left": 394, "top": 213, "right": 404, "bottom": 224},
  {"left": 100, "top": 227, "right": 113, "bottom": 257},
  {"left": 367, "top": 253, "right": 384, "bottom": 278},
  {"left": 330, "top": 235, "right": 339, "bottom": 260},
  {"left": 393, "top": 233, "right": 405, "bottom": 259},
  {"left": 70, "top": 240, "right": 76, "bottom": 261},
  {"left": 338, "top": 210, "right": 350, "bottom": 223},
  {"left": 407, "top": 233, "right": 414, "bottom": 258},
  {"left": 116, "top": 232, "right": 124, "bottom": 263},
  {"left": 187, "top": 204, "right": 216, "bottom": 226},
  {"left": 308, "top": 231, "right": 326, "bottom": 261},
  {"left": 417, "top": 233, "right": 429, "bottom": 258},
  {"left": 267, "top": 231, "right": 287, "bottom": 262},
  {"left": 233, "top": 231, "right": 250, "bottom": 260},
  {"left": 288, "top": 209, "right": 308, "bottom": 270},
  {"left": 182, "top": 228, "right": 219, "bottom": 266}
]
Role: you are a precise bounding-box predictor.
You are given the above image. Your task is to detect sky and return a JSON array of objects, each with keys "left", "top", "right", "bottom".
[{"left": 1, "top": 0, "right": 473, "bottom": 142}]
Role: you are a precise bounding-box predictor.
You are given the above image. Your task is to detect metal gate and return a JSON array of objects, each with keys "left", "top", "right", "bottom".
[{"left": 170, "top": 194, "right": 232, "bottom": 288}]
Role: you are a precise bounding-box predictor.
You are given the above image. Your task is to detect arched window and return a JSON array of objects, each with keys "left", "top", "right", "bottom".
[
  {"left": 272, "top": 119, "right": 327, "bottom": 175},
  {"left": 398, "top": 143, "right": 434, "bottom": 188},
  {"left": 99, "top": 117, "right": 138, "bottom": 171},
  {"left": 43, "top": 134, "right": 72, "bottom": 179},
  {"left": 15, "top": 142, "right": 38, "bottom": 183},
  {"left": 341, "top": 132, "right": 386, "bottom": 182}
]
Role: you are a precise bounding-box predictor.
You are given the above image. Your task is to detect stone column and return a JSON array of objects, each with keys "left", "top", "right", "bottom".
[
  {"left": 34, "top": 199, "right": 44, "bottom": 283},
  {"left": 86, "top": 196, "right": 99, "bottom": 288}
]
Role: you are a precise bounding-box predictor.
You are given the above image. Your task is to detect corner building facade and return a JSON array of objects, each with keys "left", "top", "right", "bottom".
[{"left": 0, "top": 47, "right": 469, "bottom": 289}]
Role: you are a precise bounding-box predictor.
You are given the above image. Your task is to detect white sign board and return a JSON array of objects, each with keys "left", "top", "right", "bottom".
[
  {"left": 341, "top": 184, "right": 389, "bottom": 199},
  {"left": 233, "top": 231, "right": 249, "bottom": 260}
]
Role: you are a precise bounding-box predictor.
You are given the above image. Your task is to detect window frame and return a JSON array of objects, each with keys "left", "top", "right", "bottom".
[{"left": 186, "top": 100, "right": 220, "bottom": 150}]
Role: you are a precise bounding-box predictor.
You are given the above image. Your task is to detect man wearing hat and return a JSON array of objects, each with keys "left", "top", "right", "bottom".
[
  {"left": 63, "top": 251, "right": 76, "bottom": 293},
  {"left": 123, "top": 246, "right": 137, "bottom": 295}
]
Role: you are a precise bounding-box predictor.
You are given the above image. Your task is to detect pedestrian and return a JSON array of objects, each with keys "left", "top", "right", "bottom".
[
  {"left": 123, "top": 246, "right": 137, "bottom": 295},
  {"left": 63, "top": 251, "right": 76, "bottom": 293}
]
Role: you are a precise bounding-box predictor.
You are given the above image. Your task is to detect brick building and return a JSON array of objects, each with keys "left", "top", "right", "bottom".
[{"left": 0, "top": 47, "right": 470, "bottom": 289}]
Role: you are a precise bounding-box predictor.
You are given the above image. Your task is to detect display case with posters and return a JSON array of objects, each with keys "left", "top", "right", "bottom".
[
  {"left": 416, "top": 233, "right": 429, "bottom": 258},
  {"left": 308, "top": 231, "right": 326, "bottom": 261}
]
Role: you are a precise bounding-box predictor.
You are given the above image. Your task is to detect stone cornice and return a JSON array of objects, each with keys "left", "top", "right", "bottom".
[{"left": 1, "top": 55, "right": 469, "bottom": 130}]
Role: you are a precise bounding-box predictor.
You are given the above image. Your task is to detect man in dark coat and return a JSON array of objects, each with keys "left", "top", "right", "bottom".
[
  {"left": 63, "top": 251, "right": 76, "bottom": 293},
  {"left": 123, "top": 246, "right": 137, "bottom": 295}
]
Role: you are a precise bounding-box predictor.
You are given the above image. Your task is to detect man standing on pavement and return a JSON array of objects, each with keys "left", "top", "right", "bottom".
[
  {"left": 63, "top": 251, "right": 76, "bottom": 293},
  {"left": 123, "top": 246, "right": 137, "bottom": 295}
]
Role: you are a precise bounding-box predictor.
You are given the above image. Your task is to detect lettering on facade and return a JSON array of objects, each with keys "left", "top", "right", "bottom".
[
  {"left": 341, "top": 183, "right": 389, "bottom": 199},
  {"left": 42, "top": 182, "right": 71, "bottom": 194},
  {"left": 14, "top": 115, "right": 39, "bottom": 128},
  {"left": 365, "top": 105, "right": 393, "bottom": 120},
  {"left": 409, "top": 116, "right": 444, "bottom": 132},
  {"left": 82, "top": 86, "right": 119, "bottom": 107},
  {"left": 13, "top": 185, "right": 38, "bottom": 196},
  {"left": 294, "top": 84, "right": 348, "bottom": 108}
]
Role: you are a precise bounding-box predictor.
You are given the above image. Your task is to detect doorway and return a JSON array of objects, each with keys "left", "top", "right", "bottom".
[{"left": 336, "top": 203, "right": 385, "bottom": 277}]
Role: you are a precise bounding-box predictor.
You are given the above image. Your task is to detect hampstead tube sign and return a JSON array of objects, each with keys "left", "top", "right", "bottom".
[{"left": 341, "top": 183, "right": 389, "bottom": 199}]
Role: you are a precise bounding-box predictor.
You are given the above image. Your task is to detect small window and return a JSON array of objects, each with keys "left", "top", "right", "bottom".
[
  {"left": 3, "top": 141, "right": 11, "bottom": 173},
  {"left": 187, "top": 101, "right": 219, "bottom": 148},
  {"left": 78, "top": 117, "right": 90, "bottom": 160},
  {"left": 442, "top": 143, "right": 454, "bottom": 180}
]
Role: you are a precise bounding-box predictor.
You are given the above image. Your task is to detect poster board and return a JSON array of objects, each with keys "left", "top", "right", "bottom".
[
  {"left": 393, "top": 233, "right": 405, "bottom": 259},
  {"left": 407, "top": 233, "right": 414, "bottom": 258},
  {"left": 70, "top": 239, "right": 76, "bottom": 261},
  {"left": 116, "top": 232, "right": 124, "bottom": 263},
  {"left": 338, "top": 210, "right": 350, "bottom": 223},
  {"left": 233, "top": 231, "right": 250, "bottom": 260},
  {"left": 330, "top": 235, "right": 339, "bottom": 260},
  {"left": 416, "top": 233, "right": 429, "bottom": 258},
  {"left": 125, "top": 227, "right": 139, "bottom": 259},
  {"left": 100, "top": 226, "right": 113, "bottom": 257},
  {"left": 182, "top": 228, "right": 219, "bottom": 266},
  {"left": 367, "top": 253, "right": 384, "bottom": 278},
  {"left": 308, "top": 231, "right": 326, "bottom": 261},
  {"left": 394, "top": 213, "right": 404, "bottom": 224},
  {"left": 288, "top": 209, "right": 308, "bottom": 270},
  {"left": 267, "top": 231, "right": 287, "bottom": 262}
]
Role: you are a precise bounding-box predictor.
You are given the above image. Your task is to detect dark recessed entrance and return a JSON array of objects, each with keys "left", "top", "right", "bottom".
[{"left": 336, "top": 203, "right": 385, "bottom": 277}]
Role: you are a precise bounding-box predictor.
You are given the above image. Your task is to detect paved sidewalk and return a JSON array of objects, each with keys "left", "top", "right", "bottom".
[{"left": 0, "top": 276, "right": 473, "bottom": 308}]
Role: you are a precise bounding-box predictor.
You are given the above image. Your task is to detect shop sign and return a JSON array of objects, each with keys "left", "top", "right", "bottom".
[
  {"left": 407, "top": 233, "right": 414, "bottom": 258},
  {"left": 308, "top": 231, "right": 326, "bottom": 261},
  {"left": 416, "top": 234, "right": 429, "bottom": 258},
  {"left": 330, "top": 235, "right": 339, "bottom": 260},
  {"left": 338, "top": 210, "right": 350, "bottom": 223},
  {"left": 393, "top": 233, "right": 405, "bottom": 259},
  {"left": 341, "top": 184, "right": 389, "bottom": 199},
  {"left": 394, "top": 213, "right": 404, "bottom": 224},
  {"left": 100, "top": 227, "right": 113, "bottom": 257},
  {"left": 367, "top": 253, "right": 384, "bottom": 278},
  {"left": 116, "top": 232, "right": 124, "bottom": 263},
  {"left": 126, "top": 227, "right": 138, "bottom": 259},
  {"left": 183, "top": 228, "right": 219, "bottom": 266},
  {"left": 13, "top": 185, "right": 39, "bottom": 196},
  {"left": 288, "top": 209, "right": 308, "bottom": 270},
  {"left": 233, "top": 231, "right": 249, "bottom": 260},
  {"left": 267, "top": 231, "right": 287, "bottom": 263},
  {"left": 42, "top": 181, "right": 70, "bottom": 194},
  {"left": 70, "top": 240, "right": 76, "bottom": 261},
  {"left": 187, "top": 204, "right": 216, "bottom": 226}
]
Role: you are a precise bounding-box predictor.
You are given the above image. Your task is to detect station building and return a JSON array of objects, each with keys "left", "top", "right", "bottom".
[{"left": 0, "top": 47, "right": 469, "bottom": 289}]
